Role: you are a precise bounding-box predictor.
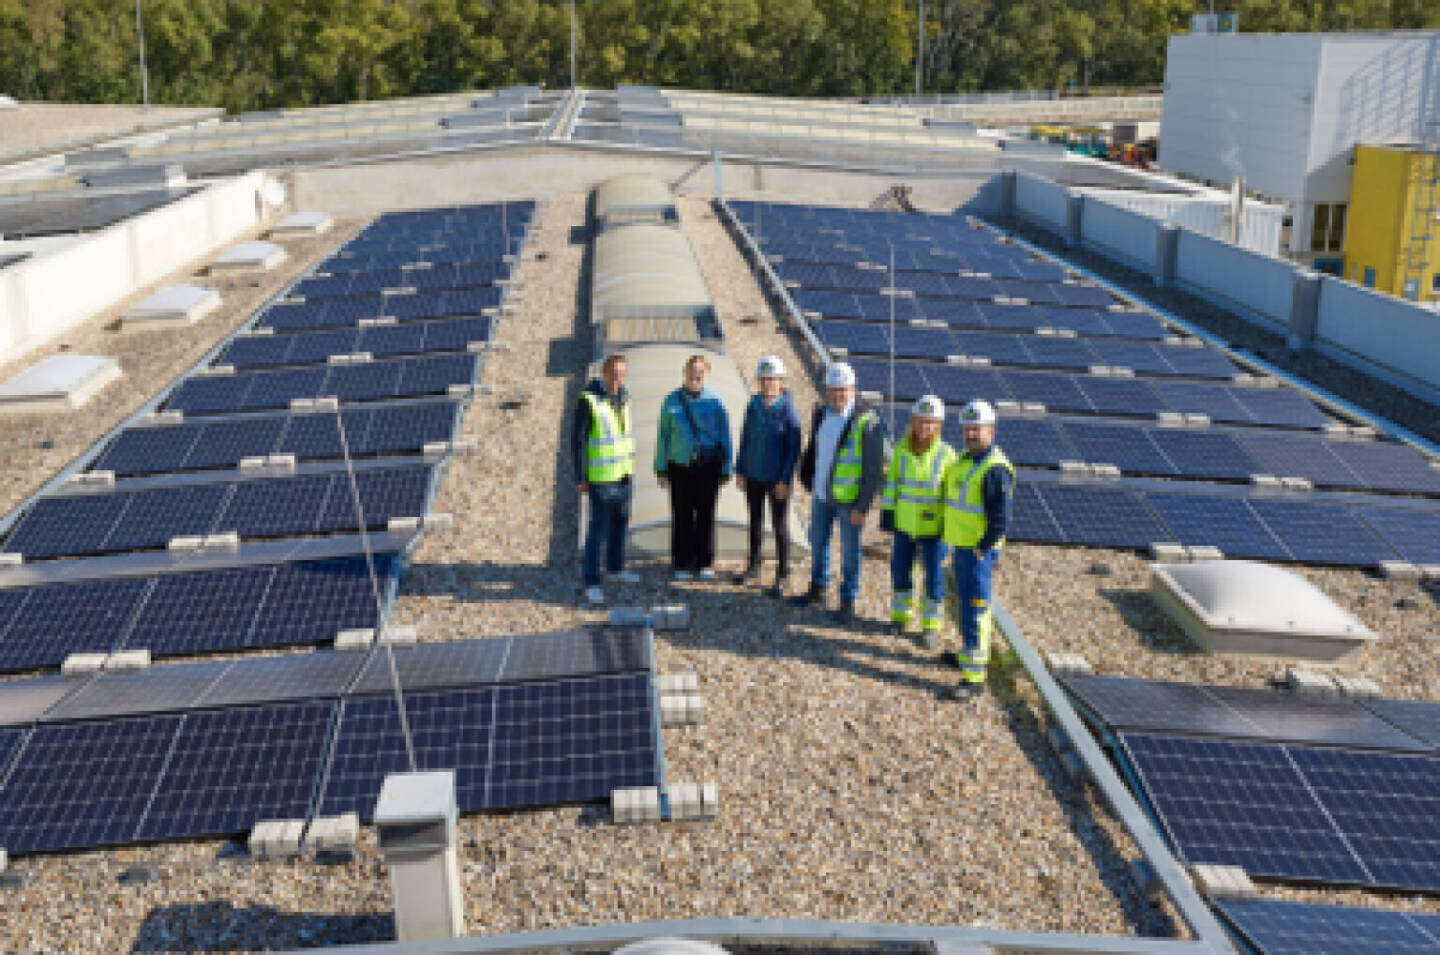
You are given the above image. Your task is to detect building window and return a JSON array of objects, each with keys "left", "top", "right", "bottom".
[
  {"left": 1432, "top": 273, "right": 1440, "bottom": 295},
  {"left": 1363, "top": 267, "right": 1377, "bottom": 288},
  {"left": 1311, "top": 204, "right": 1346, "bottom": 253}
]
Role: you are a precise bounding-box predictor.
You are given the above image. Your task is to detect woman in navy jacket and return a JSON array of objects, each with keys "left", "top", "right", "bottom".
[{"left": 733, "top": 355, "right": 803, "bottom": 597}]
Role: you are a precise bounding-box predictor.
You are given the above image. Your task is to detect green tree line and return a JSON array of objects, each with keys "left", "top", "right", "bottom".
[{"left": 0, "top": 0, "right": 1433, "bottom": 112}]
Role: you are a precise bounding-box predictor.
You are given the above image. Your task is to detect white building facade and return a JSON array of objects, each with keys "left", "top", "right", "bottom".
[{"left": 1159, "top": 31, "right": 1435, "bottom": 264}]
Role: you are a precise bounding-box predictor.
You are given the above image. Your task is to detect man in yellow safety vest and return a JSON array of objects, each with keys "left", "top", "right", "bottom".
[
  {"left": 939, "top": 399, "right": 1014, "bottom": 701},
  {"left": 573, "top": 353, "right": 638, "bottom": 605}
]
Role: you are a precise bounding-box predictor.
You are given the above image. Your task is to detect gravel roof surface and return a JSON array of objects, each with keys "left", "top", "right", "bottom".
[{"left": 1, "top": 187, "right": 1436, "bottom": 950}]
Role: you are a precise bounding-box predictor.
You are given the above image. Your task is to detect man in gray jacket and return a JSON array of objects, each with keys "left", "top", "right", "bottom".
[{"left": 791, "top": 362, "right": 886, "bottom": 624}]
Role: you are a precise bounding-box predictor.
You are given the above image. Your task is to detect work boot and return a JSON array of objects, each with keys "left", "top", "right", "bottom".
[
  {"left": 945, "top": 682, "right": 981, "bottom": 702},
  {"left": 764, "top": 575, "right": 787, "bottom": 599},
  {"left": 939, "top": 650, "right": 963, "bottom": 669},
  {"left": 886, "top": 620, "right": 908, "bottom": 638},
  {"left": 732, "top": 564, "right": 760, "bottom": 585},
  {"left": 789, "top": 583, "right": 824, "bottom": 608},
  {"left": 829, "top": 602, "right": 855, "bottom": 625}
]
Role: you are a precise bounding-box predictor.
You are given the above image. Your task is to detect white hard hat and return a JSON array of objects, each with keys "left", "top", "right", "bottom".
[
  {"left": 825, "top": 362, "right": 856, "bottom": 388},
  {"left": 756, "top": 355, "right": 786, "bottom": 378},
  {"left": 912, "top": 395, "right": 945, "bottom": 420},
  {"left": 960, "top": 399, "right": 997, "bottom": 425}
]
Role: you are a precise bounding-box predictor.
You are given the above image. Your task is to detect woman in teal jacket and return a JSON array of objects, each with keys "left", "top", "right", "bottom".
[{"left": 655, "top": 353, "right": 732, "bottom": 581}]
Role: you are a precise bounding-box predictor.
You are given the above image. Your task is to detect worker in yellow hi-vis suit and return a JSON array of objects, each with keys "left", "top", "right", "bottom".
[{"left": 939, "top": 400, "right": 1015, "bottom": 702}]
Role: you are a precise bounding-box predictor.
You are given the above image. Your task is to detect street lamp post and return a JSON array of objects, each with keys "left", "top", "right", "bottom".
[
  {"left": 136, "top": 0, "right": 150, "bottom": 107},
  {"left": 570, "top": 0, "right": 577, "bottom": 89},
  {"left": 914, "top": 0, "right": 923, "bottom": 98}
]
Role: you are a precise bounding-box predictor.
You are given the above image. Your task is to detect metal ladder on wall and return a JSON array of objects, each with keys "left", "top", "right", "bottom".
[{"left": 1400, "top": 37, "right": 1440, "bottom": 301}]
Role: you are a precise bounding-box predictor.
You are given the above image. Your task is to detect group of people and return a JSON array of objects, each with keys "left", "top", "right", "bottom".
[{"left": 574, "top": 352, "right": 1013, "bottom": 700}]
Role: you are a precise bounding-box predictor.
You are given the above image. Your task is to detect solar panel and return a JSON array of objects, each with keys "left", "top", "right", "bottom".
[
  {"left": 1289, "top": 746, "right": 1440, "bottom": 892},
  {"left": 0, "top": 727, "right": 22, "bottom": 776},
  {"left": 848, "top": 357, "right": 927, "bottom": 401},
  {"left": 323, "top": 361, "right": 406, "bottom": 402},
  {"left": 1364, "top": 699, "right": 1440, "bottom": 749},
  {"left": 972, "top": 417, "right": 1073, "bottom": 468},
  {"left": 1037, "top": 485, "right": 1169, "bottom": 548},
  {"left": 312, "top": 466, "right": 430, "bottom": 533},
  {"left": 1009, "top": 483, "right": 1064, "bottom": 542},
  {"left": 1147, "top": 429, "right": 1258, "bottom": 481},
  {"left": 497, "top": 626, "right": 651, "bottom": 683},
  {"left": 0, "top": 577, "right": 153, "bottom": 673},
  {"left": 919, "top": 364, "right": 1004, "bottom": 406},
  {"left": 1159, "top": 345, "right": 1238, "bottom": 379},
  {"left": 361, "top": 401, "right": 459, "bottom": 455},
  {"left": 1061, "top": 422, "right": 1176, "bottom": 474},
  {"left": 1086, "top": 340, "right": 1173, "bottom": 376},
  {"left": 1100, "top": 311, "right": 1169, "bottom": 339},
  {"left": 99, "top": 484, "right": 231, "bottom": 554},
  {"left": 134, "top": 701, "right": 335, "bottom": 844},
  {"left": 1234, "top": 388, "right": 1331, "bottom": 430},
  {"left": 1239, "top": 435, "right": 1360, "bottom": 488},
  {"left": 2, "top": 493, "right": 129, "bottom": 559},
  {"left": 0, "top": 712, "right": 182, "bottom": 854},
  {"left": 217, "top": 473, "right": 334, "bottom": 539},
  {"left": 1151, "top": 381, "right": 1253, "bottom": 424},
  {"left": 180, "top": 417, "right": 288, "bottom": 470},
  {"left": 1325, "top": 441, "right": 1440, "bottom": 495},
  {"left": 1064, "top": 674, "right": 1430, "bottom": 751},
  {"left": 1247, "top": 500, "right": 1398, "bottom": 566},
  {"left": 1144, "top": 493, "right": 1290, "bottom": 560},
  {"left": 42, "top": 660, "right": 233, "bottom": 721},
  {"left": 486, "top": 673, "right": 656, "bottom": 810},
  {"left": 1032, "top": 308, "right": 1112, "bottom": 338},
  {"left": 0, "top": 675, "right": 85, "bottom": 727},
  {"left": 121, "top": 566, "right": 278, "bottom": 656},
  {"left": 1215, "top": 897, "right": 1440, "bottom": 955},
  {"left": 196, "top": 652, "right": 365, "bottom": 708},
  {"left": 247, "top": 555, "right": 392, "bottom": 648},
  {"left": 1119, "top": 732, "right": 1371, "bottom": 884},
  {"left": 1073, "top": 378, "right": 1169, "bottom": 417},
  {"left": 349, "top": 639, "right": 509, "bottom": 694},
  {"left": 395, "top": 353, "right": 479, "bottom": 396},
  {"left": 997, "top": 371, "right": 1092, "bottom": 413},
  {"left": 97, "top": 424, "right": 203, "bottom": 476},
  {"left": 953, "top": 331, "right": 1032, "bottom": 367}
]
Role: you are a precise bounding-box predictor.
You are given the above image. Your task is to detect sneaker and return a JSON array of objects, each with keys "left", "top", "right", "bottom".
[
  {"left": 584, "top": 586, "right": 605, "bottom": 605},
  {"left": 829, "top": 602, "right": 855, "bottom": 625},
  {"left": 939, "top": 650, "right": 963, "bottom": 669},
  {"left": 609, "top": 570, "right": 641, "bottom": 584},
  {"left": 764, "top": 580, "right": 785, "bottom": 599},
  {"left": 919, "top": 630, "right": 941, "bottom": 650},
  {"left": 788, "top": 583, "right": 824, "bottom": 607},
  {"left": 886, "top": 621, "right": 908, "bottom": 638},
  {"left": 732, "top": 565, "right": 760, "bottom": 585},
  {"left": 697, "top": 568, "right": 717, "bottom": 582},
  {"left": 945, "top": 682, "right": 981, "bottom": 702},
  {"left": 672, "top": 570, "right": 693, "bottom": 582}
]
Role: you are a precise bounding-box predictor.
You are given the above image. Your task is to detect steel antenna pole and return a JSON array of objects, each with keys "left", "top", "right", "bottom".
[{"left": 888, "top": 242, "right": 896, "bottom": 438}]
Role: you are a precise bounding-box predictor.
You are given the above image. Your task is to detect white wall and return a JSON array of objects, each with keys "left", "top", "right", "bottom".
[
  {"left": 1315, "top": 276, "right": 1440, "bottom": 402},
  {"left": 0, "top": 171, "right": 268, "bottom": 368},
  {"left": 1080, "top": 187, "right": 1284, "bottom": 257},
  {"left": 1173, "top": 228, "right": 1299, "bottom": 331},
  {"left": 1161, "top": 32, "right": 1436, "bottom": 208},
  {"left": 1014, "top": 172, "right": 1071, "bottom": 233},
  {"left": 1079, "top": 198, "right": 1160, "bottom": 273},
  {"left": 1159, "top": 33, "right": 1322, "bottom": 203}
]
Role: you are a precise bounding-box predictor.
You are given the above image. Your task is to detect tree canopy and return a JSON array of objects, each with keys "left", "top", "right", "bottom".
[{"left": 0, "top": 0, "right": 1432, "bottom": 111}]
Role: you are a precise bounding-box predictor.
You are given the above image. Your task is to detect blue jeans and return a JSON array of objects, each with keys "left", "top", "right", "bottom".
[
  {"left": 582, "top": 479, "right": 632, "bottom": 587},
  {"left": 953, "top": 547, "right": 1000, "bottom": 657},
  {"left": 891, "top": 532, "right": 949, "bottom": 627},
  {"left": 809, "top": 497, "right": 863, "bottom": 605}
]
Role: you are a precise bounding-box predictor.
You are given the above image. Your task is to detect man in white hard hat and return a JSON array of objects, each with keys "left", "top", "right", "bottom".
[
  {"left": 939, "top": 399, "right": 1014, "bottom": 701},
  {"left": 734, "top": 355, "right": 803, "bottom": 596},
  {"left": 792, "top": 361, "right": 886, "bottom": 623}
]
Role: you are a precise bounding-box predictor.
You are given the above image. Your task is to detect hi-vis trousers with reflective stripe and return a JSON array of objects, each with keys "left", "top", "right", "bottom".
[
  {"left": 890, "top": 531, "right": 948, "bottom": 631},
  {"left": 952, "top": 547, "right": 999, "bottom": 683}
]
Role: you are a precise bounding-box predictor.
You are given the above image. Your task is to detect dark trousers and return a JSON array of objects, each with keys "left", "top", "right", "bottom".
[
  {"left": 667, "top": 460, "right": 722, "bottom": 571},
  {"left": 744, "top": 480, "right": 790, "bottom": 577},
  {"left": 582, "top": 478, "right": 632, "bottom": 586}
]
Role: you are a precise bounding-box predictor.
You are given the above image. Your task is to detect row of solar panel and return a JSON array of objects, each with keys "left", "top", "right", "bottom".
[
  {"left": 0, "top": 556, "right": 390, "bottom": 673},
  {"left": 220, "top": 316, "right": 493, "bottom": 370},
  {"left": 97, "top": 400, "right": 458, "bottom": 477},
  {"left": 764, "top": 238, "right": 1063, "bottom": 281},
  {"left": 1216, "top": 897, "right": 1440, "bottom": 955},
  {"left": 0, "top": 188, "right": 202, "bottom": 241},
  {"left": 1064, "top": 674, "right": 1440, "bottom": 752},
  {"left": 2, "top": 464, "right": 432, "bottom": 560},
  {"left": 355, "top": 199, "right": 535, "bottom": 232},
  {"left": 292, "top": 261, "right": 510, "bottom": 302},
  {"left": 780, "top": 261, "right": 1115, "bottom": 309},
  {"left": 762, "top": 228, "right": 1025, "bottom": 267},
  {"left": 1011, "top": 481, "right": 1440, "bottom": 565},
  {"left": 795, "top": 290, "right": 1169, "bottom": 339},
  {"left": 257, "top": 287, "right": 504, "bottom": 333},
  {"left": 729, "top": 200, "right": 1000, "bottom": 246},
  {"left": 318, "top": 243, "right": 514, "bottom": 275},
  {"left": 1123, "top": 732, "right": 1440, "bottom": 893},
  {"left": 920, "top": 416, "right": 1440, "bottom": 495},
  {"left": 0, "top": 627, "right": 649, "bottom": 724},
  {"left": 851, "top": 357, "right": 1331, "bottom": 429},
  {"left": 0, "top": 672, "right": 656, "bottom": 854},
  {"left": 348, "top": 219, "right": 531, "bottom": 250},
  {"left": 822, "top": 321, "right": 1238, "bottom": 379},
  {"left": 166, "top": 353, "right": 477, "bottom": 415}
]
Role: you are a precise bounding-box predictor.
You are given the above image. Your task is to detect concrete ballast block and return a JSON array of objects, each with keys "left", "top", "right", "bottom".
[
  {"left": 1185, "top": 545, "right": 1224, "bottom": 562},
  {"left": 1149, "top": 542, "right": 1187, "bottom": 563},
  {"left": 1287, "top": 667, "right": 1337, "bottom": 695},
  {"left": 335, "top": 628, "right": 376, "bottom": 651},
  {"left": 62, "top": 653, "right": 107, "bottom": 675},
  {"left": 106, "top": 649, "right": 151, "bottom": 671},
  {"left": 1332, "top": 674, "right": 1381, "bottom": 699},
  {"left": 1045, "top": 651, "right": 1092, "bottom": 676},
  {"left": 611, "top": 787, "right": 662, "bottom": 824},
  {"left": 1378, "top": 560, "right": 1421, "bottom": 580},
  {"left": 1191, "top": 864, "right": 1257, "bottom": 899}
]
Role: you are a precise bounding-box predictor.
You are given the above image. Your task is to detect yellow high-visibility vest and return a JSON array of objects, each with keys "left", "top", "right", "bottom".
[
  {"left": 941, "top": 447, "right": 1014, "bottom": 548},
  {"left": 582, "top": 392, "right": 634, "bottom": 483}
]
